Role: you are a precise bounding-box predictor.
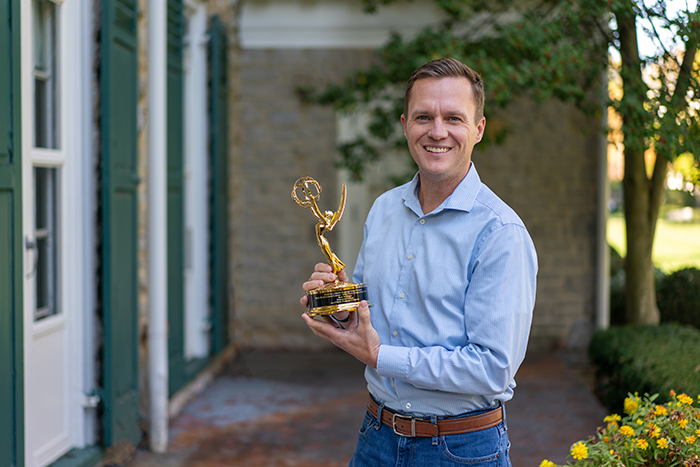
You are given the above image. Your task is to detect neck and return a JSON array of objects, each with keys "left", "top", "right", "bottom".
[{"left": 417, "top": 173, "right": 465, "bottom": 214}]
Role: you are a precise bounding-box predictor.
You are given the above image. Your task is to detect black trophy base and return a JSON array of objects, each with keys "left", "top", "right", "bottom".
[{"left": 307, "top": 281, "right": 368, "bottom": 317}]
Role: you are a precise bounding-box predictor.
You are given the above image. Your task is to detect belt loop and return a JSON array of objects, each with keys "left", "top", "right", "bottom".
[
  {"left": 430, "top": 415, "right": 438, "bottom": 445},
  {"left": 501, "top": 402, "right": 507, "bottom": 429},
  {"left": 375, "top": 404, "right": 384, "bottom": 431}
]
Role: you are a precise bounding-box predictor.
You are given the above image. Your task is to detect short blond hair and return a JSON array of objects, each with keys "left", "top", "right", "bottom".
[{"left": 404, "top": 58, "right": 484, "bottom": 121}]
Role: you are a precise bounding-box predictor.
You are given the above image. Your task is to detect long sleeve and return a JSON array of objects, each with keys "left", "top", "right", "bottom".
[{"left": 357, "top": 165, "right": 538, "bottom": 417}]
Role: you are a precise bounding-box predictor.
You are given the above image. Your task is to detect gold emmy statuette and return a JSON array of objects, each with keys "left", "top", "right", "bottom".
[{"left": 292, "top": 176, "right": 368, "bottom": 317}]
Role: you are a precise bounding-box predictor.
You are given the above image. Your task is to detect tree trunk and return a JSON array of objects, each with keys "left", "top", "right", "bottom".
[
  {"left": 623, "top": 162, "right": 660, "bottom": 324},
  {"left": 617, "top": 2, "right": 661, "bottom": 325}
]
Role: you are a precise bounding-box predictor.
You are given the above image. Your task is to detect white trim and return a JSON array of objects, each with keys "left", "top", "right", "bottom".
[
  {"left": 183, "top": 0, "right": 211, "bottom": 360},
  {"left": 77, "top": 0, "right": 97, "bottom": 447},
  {"left": 240, "top": 0, "right": 443, "bottom": 49},
  {"left": 27, "top": 148, "right": 65, "bottom": 166},
  {"left": 148, "top": 0, "right": 170, "bottom": 454},
  {"left": 31, "top": 313, "right": 65, "bottom": 339},
  {"left": 58, "top": 0, "right": 90, "bottom": 450}
]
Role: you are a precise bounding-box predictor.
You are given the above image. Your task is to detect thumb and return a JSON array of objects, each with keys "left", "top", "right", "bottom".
[{"left": 357, "top": 300, "right": 370, "bottom": 323}]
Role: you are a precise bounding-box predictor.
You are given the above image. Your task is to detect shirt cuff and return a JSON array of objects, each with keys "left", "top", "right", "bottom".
[{"left": 377, "top": 345, "right": 410, "bottom": 380}]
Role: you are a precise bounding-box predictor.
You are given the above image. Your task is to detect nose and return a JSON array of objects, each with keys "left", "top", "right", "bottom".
[{"left": 428, "top": 118, "right": 448, "bottom": 139}]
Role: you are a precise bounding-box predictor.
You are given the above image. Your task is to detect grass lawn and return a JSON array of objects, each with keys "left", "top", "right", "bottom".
[{"left": 608, "top": 213, "right": 700, "bottom": 273}]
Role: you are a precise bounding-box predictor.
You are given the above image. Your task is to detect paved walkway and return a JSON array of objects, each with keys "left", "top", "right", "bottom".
[{"left": 126, "top": 349, "right": 607, "bottom": 467}]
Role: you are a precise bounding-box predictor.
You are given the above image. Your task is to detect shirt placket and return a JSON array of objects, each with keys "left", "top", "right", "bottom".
[{"left": 389, "top": 215, "right": 425, "bottom": 408}]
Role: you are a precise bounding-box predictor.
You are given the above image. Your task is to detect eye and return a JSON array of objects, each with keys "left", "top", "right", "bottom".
[
  {"left": 416, "top": 115, "right": 429, "bottom": 121},
  {"left": 447, "top": 116, "right": 461, "bottom": 122}
]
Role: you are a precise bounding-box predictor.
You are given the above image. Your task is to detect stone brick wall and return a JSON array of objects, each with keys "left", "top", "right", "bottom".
[
  {"left": 474, "top": 98, "right": 601, "bottom": 351},
  {"left": 232, "top": 49, "right": 602, "bottom": 352},
  {"left": 131, "top": 0, "right": 603, "bottom": 365},
  {"left": 233, "top": 49, "right": 375, "bottom": 348}
]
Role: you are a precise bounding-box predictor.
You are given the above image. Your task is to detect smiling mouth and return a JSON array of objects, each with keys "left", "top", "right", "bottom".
[{"left": 424, "top": 146, "right": 450, "bottom": 154}]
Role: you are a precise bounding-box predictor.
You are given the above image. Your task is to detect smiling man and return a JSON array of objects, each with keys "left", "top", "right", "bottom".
[{"left": 301, "top": 58, "right": 538, "bottom": 467}]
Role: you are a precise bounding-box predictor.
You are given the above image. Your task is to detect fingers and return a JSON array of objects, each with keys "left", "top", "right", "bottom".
[
  {"left": 301, "top": 313, "right": 334, "bottom": 341},
  {"left": 301, "top": 263, "right": 344, "bottom": 294},
  {"left": 302, "top": 276, "right": 330, "bottom": 293},
  {"left": 301, "top": 302, "right": 379, "bottom": 369},
  {"left": 314, "top": 262, "right": 332, "bottom": 273}
]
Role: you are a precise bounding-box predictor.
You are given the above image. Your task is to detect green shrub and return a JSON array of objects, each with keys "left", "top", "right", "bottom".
[
  {"left": 610, "top": 244, "right": 624, "bottom": 276},
  {"left": 657, "top": 267, "right": 700, "bottom": 330},
  {"left": 589, "top": 324, "right": 700, "bottom": 413},
  {"left": 664, "top": 188, "right": 697, "bottom": 208},
  {"left": 607, "top": 244, "right": 668, "bottom": 326},
  {"left": 609, "top": 245, "right": 626, "bottom": 325}
]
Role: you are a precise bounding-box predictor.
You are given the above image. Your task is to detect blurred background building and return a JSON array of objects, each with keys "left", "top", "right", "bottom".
[{"left": 0, "top": 0, "right": 607, "bottom": 465}]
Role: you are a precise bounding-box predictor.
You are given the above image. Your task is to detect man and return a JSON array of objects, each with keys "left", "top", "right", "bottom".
[{"left": 300, "top": 58, "right": 537, "bottom": 466}]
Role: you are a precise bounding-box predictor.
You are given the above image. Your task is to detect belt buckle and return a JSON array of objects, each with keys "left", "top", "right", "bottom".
[{"left": 392, "top": 413, "right": 416, "bottom": 437}]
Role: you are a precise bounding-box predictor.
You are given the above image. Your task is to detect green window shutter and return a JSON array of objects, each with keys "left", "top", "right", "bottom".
[
  {"left": 166, "top": 0, "right": 186, "bottom": 397},
  {"left": 0, "top": 1, "right": 24, "bottom": 465},
  {"left": 209, "top": 16, "right": 229, "bottom": 354},
  {"left": 100, "top": 0, "right": 141, "bottom": 447}
]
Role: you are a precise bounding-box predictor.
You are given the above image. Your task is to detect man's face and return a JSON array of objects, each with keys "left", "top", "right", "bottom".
[{"left": 401, "top": 77, "right": 485, "bottom": 186}]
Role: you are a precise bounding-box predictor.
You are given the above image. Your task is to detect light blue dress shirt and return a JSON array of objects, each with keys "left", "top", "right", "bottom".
[{"left": 353, "top": 163, "right": 538, "bottom": 417}]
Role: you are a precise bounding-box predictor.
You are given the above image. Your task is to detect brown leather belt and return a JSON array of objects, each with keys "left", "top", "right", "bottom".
[{"left": 367, "top": 397, "right": 503, "bottom": 437}]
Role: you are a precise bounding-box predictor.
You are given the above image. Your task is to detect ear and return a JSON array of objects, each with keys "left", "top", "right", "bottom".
[
  {"left": 401, "top": 114, "right": 408, "bottom": 139},
  {"left": 475, "top": 117, "right": 486, "bottom": 144}
]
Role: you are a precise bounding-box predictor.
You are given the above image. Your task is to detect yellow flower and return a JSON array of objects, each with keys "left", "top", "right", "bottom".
[
  {"left": 678, "top": 393, "right": 694, "bottom": 405},
  {"left": 540, "top": 460, "right": 556, "bottom": 467},
  {"left": 680, "top": 418, "right": 689, "bottom": 429},
  {"left": 604, "top": 414, "right": 622, "bottom": 423},
  {"left": 670, "top": 390, "right": 677, "bottom": 397},
  {"left": 624, "top": 397, "right": 639, "bottom": 415},
  {"left": 654, "top": 405, "right": 668, "bottom": 416},
  {"left": 571, "top": 441, "right": 588, "bottom": 460},
  {"left": 686, "top": 435, "right": 697, "bottom": 444},
  {"left": 657, "top": 437, "right": 668, "bottom": 449},
  {"left": 636, "top": 439, "right": 649, "bottom": 450},
  {"left": 619, "top": 425, "right": 635, "bottom": 437},
  {"left": 636, "top": 419, "right": 643, "bottom": 426},
  {"left": 648, "top": 424, "right": 661, "bottom": 438}
]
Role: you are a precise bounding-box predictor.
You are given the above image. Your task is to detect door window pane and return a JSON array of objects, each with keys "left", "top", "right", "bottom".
[
  {"left": 34, "top": 167, "right": 59, "bottom": 320},
  {"left": 33, "top": 0, "right": 59, "bottom": 149}
]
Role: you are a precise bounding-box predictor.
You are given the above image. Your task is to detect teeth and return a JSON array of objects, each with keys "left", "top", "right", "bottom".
[{"left": 425, "top": 146, "right": 449, "bottom": 153}]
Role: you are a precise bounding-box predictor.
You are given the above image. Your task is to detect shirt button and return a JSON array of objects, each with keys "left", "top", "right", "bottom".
[
  {"left": 405, "top": 403, "right": 412, "bottom": 410},
  {"left": 407, "top": 254, "right": 413, "bottom": 260},
  {"left": 392, "top": 330, "right": 398, "bottom": 337},
  {"left": 399, "top": 292, "right": 405, "bottom": 299},
  {"left": 419, "top": 219, "right": 425, "bottom": 225}
]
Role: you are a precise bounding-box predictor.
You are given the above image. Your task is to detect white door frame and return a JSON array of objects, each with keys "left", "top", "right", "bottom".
[
  {"left": 21, "top": 0, "right": 95, "bottom": 465},
  {"left": 183, "top": 0, "right": 211, "bottom": 360}
]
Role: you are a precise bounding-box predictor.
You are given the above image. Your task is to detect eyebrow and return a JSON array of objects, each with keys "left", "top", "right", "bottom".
[{"left": 411, "top": 108, "right": 469, "bottom": 119}]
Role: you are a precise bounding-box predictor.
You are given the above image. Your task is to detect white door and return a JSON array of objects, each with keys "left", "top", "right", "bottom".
[
  {"left": 183, "top": 0, "right": 211, "bottom": 360},
  {"left": 21, "top": 1, "right": 93, "bottom": 465}
]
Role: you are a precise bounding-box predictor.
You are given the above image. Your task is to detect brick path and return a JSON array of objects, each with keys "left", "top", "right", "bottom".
[{"left": 125, "top": 349, "right": 607, "bottom": 467}]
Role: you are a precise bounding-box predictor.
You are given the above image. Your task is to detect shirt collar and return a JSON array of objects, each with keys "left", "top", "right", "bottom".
[{"left": 402, "top": 162, "right": 481, "bottom": 216}]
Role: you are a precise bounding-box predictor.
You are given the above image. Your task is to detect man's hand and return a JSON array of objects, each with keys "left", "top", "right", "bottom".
[
  {"left": 302, "top": 300, "right": 380, "bottom": 369},
  {"left": 299, "top": 262, "right": 348, "bottom": 307}
]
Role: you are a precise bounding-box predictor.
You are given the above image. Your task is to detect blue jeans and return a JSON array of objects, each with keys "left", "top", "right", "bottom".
[{"left": 349, "top": 405, "right": 511, "bottom": 467}]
